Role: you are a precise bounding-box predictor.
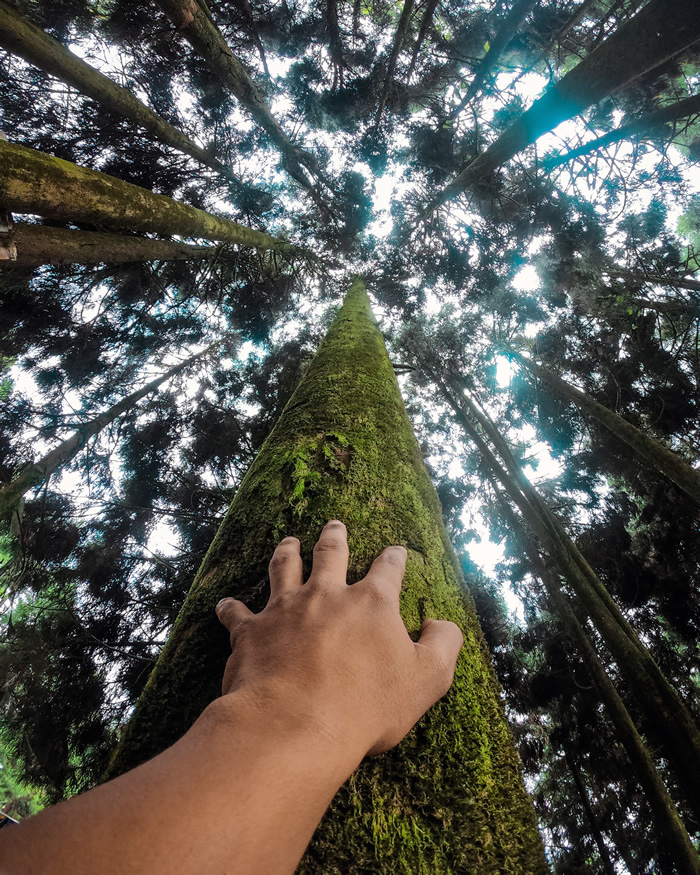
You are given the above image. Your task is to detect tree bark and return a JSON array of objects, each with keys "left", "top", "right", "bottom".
[
  {"left": 405, "top": 0, "right": 439, "bottom": 82},
  {"left": 0, "top": 140, "right": 292, "bottom": 252},
  {"left": 373, "top": 0, "right": 416, "bottom": 129},
  {"left": 231, "top": 0, "right": 269, "bottom": 76},
  {"left": 154, "top": 0, "right": 318, "bottom": 191},
  {"left": 494, "top": 484, "right": 699, "bottom": 873},
  {"left": 0, "top": 346, "right": 217, "bottom": 519},
  {"left": 433, "top": 376, "right": 700, "bottom": 823},
  {"left": 447, "top": 0, "right": 539, "bottom": 120},
  {"left": 103, "top": 280, "right": 547, "bottom": 872},
  {"left": 626, "top": 297, "right": 700, "bottom": 318},
  {"left": 545, "top": 92, "right": 700, "bottom": 168},
  {"left": 509, "top": 349, "right": 700, "bottom": 506},
  {"left": 424, "top": 0, "right": 700, "bottom": 215},
  {"left": 327, "top": 0, "right": 345, "bottom": 88},
  {"left": 0, "top": 223, "right": 218, "bottom": 268},
  {"left": 0, "top": 1, "right": 243, "bottom": 186}
]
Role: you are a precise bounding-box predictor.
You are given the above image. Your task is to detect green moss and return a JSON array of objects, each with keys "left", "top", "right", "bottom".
[{"left": 104, "top": 278, "right": 546, "bottom": 872}]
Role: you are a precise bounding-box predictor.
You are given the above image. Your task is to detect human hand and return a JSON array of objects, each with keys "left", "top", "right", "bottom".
[{"left": 215, "top": 520, "right": 464, "bottom": 758}]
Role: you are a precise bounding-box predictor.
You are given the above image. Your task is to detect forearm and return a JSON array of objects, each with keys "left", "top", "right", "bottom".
[{"left": 0, "top": 692, "right": 366, "bottom": 875}]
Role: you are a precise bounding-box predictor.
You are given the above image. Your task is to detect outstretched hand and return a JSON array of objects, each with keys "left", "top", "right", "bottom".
[{"left": 215, "top": 520, "right": 464, "bottom": 758}]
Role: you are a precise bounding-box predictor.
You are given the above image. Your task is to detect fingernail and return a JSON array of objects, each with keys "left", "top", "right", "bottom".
[{"left": 215, "top": 598, "right": 229, "bottom": 617}]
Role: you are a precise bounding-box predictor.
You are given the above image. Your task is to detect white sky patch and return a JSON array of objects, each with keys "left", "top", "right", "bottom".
[
  {"left": 512, "top": 264, "right": 540, "bottom": 292},
  {"left": 495, "top": 355, "right": 514, "bottom": 388}
]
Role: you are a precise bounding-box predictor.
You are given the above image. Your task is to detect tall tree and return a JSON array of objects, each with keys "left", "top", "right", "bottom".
[
  {"left": 0, "top": 1, "right": 245, "bottom": 188},
  {"left": 0, "top": 141, "right": 291, "bottom": 251},
  {"left": 104, "top": 280, "right": 547, "bottom": 871}
]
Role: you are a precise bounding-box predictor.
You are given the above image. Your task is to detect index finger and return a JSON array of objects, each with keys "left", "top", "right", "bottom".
[{"left": 308, "top": 520, "right": 349, "bottom": 588}]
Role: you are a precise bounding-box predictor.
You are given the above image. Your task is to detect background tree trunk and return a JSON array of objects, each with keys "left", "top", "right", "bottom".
[
  {"left": 0, "top": 141, "right": 291, "bottom": 252},
  {"left": 0, "top": 223, "right": 218, "bottom": 268},
  {"left": 103, "top": 280, "right": 547, "bottom": 872},
  {"left": 510, "top": 349, "right": 700, "bottom": 505},
  {"left": 0, "top": 1, "right": 242, "bottom": 185}
]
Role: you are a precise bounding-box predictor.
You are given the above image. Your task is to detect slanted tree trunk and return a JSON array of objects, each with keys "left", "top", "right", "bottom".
[
  {"left": 0, "top": 140, "right": 291, "bottom": 252},
  {"left": 423, "top": 0, "right": 700, "bottom": 216},
  {"left": 447, "top": 0, "right": 539, "bottom": 120},
  {"left": 0, "top": 1, "right": 244, "bottom": 187},
  {"left": 103, "top": 280, "right": 547, "bottom": 872},
  {"left": 606, "top": 267, "right": 700, "bottom": 293},
  {"left": 626, "top": 296, "right": 700, "bottom": 318},
  {"left": 373, "top": 0, "right": 416, "bottom": 129},
  {"left": 431, "top": 374, "right": 700, "bottom": 822},
  {"left": 0, "top": 345, "right": 217, "bottom": 519},
  {"left": 493, "top": 483, "right": 699, "bottom": 873},
  {"left": 0, "top": 223, "right": 218, "bottom": 268},
  {"left": 155, "top": 0, "right": 318, "bottom": 192},
  {"left": 545, "top": 92, "right": 700, "bottom": 168},
  {"left": 405, "top": 0, "right": 439, "bottom": 82},
  {"left": 508, "top": 349, "right": 700, "bottom": 506}
]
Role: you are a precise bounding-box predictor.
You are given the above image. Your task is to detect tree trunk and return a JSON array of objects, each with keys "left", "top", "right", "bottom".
[
  {"left": 626, "top": 297, "right": 700, "bottom": 318},
  {"left": 0, "top": 0, "right": 243, "bottom": 186},
  {"left": 546, "top": 92, "right": 700, "bottom": 168},
  {"left": 447, "top": 0, "right": 539, "bottom": 120},
  {"left": 373, "top": 0, "right": 416, "bottom": 129},
  {"left": 0, "top": 223, "right": 218, "bottom": 268},
  {"left": 562, "top": 742, "right": 617, "bottom": 875},
  {"left": 424, "top": 0, "right": 700, "bottom": 215},
  {"left": 327, "top": 0, "right": 345, "bottom": 88},
  {"left": 0, "top": 346, "right": 217, "bottom": 519},
  {"left": 0, "top": 140, "right": 291, "bottom": 252},
  {"left": 231, "top": 0, "right": 269, "bottom": 76},
  {"left": 509, "top": 349, "right": 700, "bottom": 506},
  {"left": 155, "top": 0, "right": 318, "bottom": 192},
  {"left": 434, "top": 376, "right": 700, "bottom": 823},
  {"left": 405, "top": 0, "right": 439, "bottom": 82},
  {"left": 494, "top": 483, "right": 699, "bottom": 872},
  {"left": 607, "top": 267, "right": 700, "bottom": 293},
  {"left": 103, "top": 280, "right": 547, "bottom": 872}
]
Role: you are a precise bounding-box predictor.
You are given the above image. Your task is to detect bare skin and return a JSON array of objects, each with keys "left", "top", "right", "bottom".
[{"left": 0, "top": 520, "right": 464, "bottom": 874}]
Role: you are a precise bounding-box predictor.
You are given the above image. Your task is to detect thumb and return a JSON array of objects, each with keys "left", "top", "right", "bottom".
[
  {"left": 415, "top": 618, "right": 464, "bottom": 698},
  {"left": 215, "top": 597, "right": 253, "bottom": 633}
]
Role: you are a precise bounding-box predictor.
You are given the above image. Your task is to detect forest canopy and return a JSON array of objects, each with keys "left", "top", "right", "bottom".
[{"left": 1, "top": 0, "right": 700, "bottom": 870}]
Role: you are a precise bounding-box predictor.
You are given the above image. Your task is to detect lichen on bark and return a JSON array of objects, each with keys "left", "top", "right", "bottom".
[{"left": 104, "top": 279, "right": 546, "bottom": 872}]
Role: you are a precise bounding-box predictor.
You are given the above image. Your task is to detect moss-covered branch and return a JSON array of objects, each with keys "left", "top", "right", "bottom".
[
  {"left": 104, "top": 280, "right": 546, "bottom": 872},
  {"left": 0, "top": 141, "right": 292, "bottom": 252}
]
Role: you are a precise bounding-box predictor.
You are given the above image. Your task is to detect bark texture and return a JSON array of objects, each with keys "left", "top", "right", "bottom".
[
  {"left": 425, "top": 0, "right": 700, "bottom": 214},
  {"left": 511, "top": 350, "right": 700, "bottom": 506},
  {"left": 104, "top": 280, "right": 547, "bottom": 873},
  {"left": 0, "top": 141, "right": 291, "bottom": 252},
  {"left": 373, "top": 0, "right": 416, "bottom": 129},
  {"left": 0, "top": 347, "right": 214, "bottom": 519},
  {"left": 0, "top": 1, "right": 241, "bottom": 184},
  {"left": 0, "top": 223, "right": 217, "bottom": 268}
]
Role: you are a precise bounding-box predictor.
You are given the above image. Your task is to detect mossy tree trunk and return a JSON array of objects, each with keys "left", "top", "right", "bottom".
[
  {"left": 424, "top": 0, "right": 700, "bottom": 216},
  {"left": 437, "top": 378, "right": 700, "bottom": 825},
  {"left": 0, "top": 1, "right": 243, "bottom": 186},
  {"left": 492, "top": 481, "right": 700, "bottom": 873},
  {"left": 509, "top": 349, "right": 700, "bottom": 506},
  {"left": 0, "top": 222, "right": 218, "bottom": 268},
  {"left": 0, "top": 345, "right": 217, "bottom": 520},
  {"left": 0, "top": 141, "right": 290, "bottom": 252},
  {"left": 606, "top": 267, "right": 700, "bottom": 293},
  {"left": 104, "top": 280, "right": 547, "bottom": 873}
]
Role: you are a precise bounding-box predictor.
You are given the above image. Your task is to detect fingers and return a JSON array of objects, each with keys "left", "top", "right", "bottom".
[
  {"left": 268, "top": 536, "right": 304, "bottom": 598},
  {"left": 215, "top": 597, "right": 253, "bottom": 635},
  {"left": 362, "top": 545, "right": 407, "bottom": 601},
  {"left": 414, "top": 618, "right": 464, "bottom": 700},
  {"left": 309, "top": 520, "right": 349, "bottom": 587}
]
